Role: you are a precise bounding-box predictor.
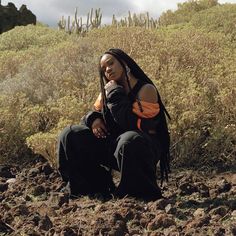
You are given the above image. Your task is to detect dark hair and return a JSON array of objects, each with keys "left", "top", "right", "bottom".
[{"left": 99, "top": 48, "right": 170, "bottom": 119}]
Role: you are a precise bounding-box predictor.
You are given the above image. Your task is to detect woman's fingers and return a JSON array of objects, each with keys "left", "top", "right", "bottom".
[
  {"left": 93, "top": 127, "right": 107, "bottom": 138},
  {"left": 100, "top": 123, "right": 109, "bottom": 135},
  {"left": 91, "top": 118, "right": 110, "bottom": 138}
]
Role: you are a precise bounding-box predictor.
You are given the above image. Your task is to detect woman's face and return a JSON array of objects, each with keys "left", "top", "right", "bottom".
[{"left": 100, "top": 54, "right": 124, "bottom": 82}]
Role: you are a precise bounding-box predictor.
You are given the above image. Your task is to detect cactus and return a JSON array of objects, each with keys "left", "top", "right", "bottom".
[
  {"left": 112, "top": 11, "right": 159, "bottom": 29},
  {"left": 112, "top": 14, "right": 117, "bottom": 27},
  {"left": 74, "top": 7, "right": 83, "bottom": 34},
  {"left": 89, "top": 8, "right": 102, "bottom": 29},
  {"left": 58, "top": 7, "right": 159, "bottom": 35},
  {"left": 58, "top": 16, "right": 66, "bottom": 30}
]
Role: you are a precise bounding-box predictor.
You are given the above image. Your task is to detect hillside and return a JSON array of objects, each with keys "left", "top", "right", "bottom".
[{"left": 0, "top": 1, "right": 236, "bottom": 235}]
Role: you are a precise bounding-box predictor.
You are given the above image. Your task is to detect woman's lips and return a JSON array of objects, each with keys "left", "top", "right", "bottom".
[{"left": 108, "top": 72, "right": 114, "bottom": 78}]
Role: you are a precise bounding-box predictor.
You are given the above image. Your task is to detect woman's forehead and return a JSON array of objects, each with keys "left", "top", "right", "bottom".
[{"left": 100, "top": 54, "right": 115, "bottom": 64}]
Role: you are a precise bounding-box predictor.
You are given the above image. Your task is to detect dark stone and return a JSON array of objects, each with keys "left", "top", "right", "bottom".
[
  {"left": 179, "top": 182, "right": 198, "bottom": 195},
  {"left": 61, "top": 227, "right": 78, "bottom": 236},
  {"left": 49, "top": 192, "right": 69, "bottom": 208},
  {"left": 28, "top": 168, "right": 39, "bottom": 177},
  {"left": 214, "top": 227, "right": 226, "bottom": 236},
  {"left": 32, "top": 185, "right": 45, "bottom": 196},
  {"left": 0, "top": 166, "right": 15, "bottom": 178},
  {"left": 38, "top": 215, "right": 53, "bottom": 231},
  {"left": 11, "top": 203, "right": 29, "bottom": 216},
  {"left": 0, "top": 219, "right": 14, "bottom": 234},
  {"left": 28, "top": 213, "right": 41, "bottom": 226},
  {"left": 217, "top": 179, "right": 232, "bottom": 193},
  {"left": 0, "top": 2, "right": 36, "bottom": 34},
  {"left": 0, "top": 182, "right": 8, "bottom": 192},
  {"left": 42, "top": 163, "right": 54, "bottom": 176}
]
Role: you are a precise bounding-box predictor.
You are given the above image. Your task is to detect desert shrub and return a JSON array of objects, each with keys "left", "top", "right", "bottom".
[
  {"left": 159, "top": 0, "right": 218, "bottom": 26},
  {"left": 0, "top": 93, "right": 34, "bottom": 164},
  {"left": 0, "top": 16, "right": 235, "bottom": 170},
  {"left": 0, "top": 25, "right": 69, "bottom": 51},
  {"left": 190, "top": 4, "right": 236, "bottom": 41}
]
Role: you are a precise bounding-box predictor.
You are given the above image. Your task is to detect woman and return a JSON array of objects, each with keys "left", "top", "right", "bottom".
[{"left": 58, "top": 48, "right": 170, "bottom": 201}]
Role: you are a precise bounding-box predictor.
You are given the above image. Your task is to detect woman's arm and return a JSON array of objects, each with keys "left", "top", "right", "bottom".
[{"left": 105, "top": 81, "right": 160, "bottom": 131}]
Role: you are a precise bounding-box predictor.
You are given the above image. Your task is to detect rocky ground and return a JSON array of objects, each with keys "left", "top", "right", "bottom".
[{"left": 0, "top": 157, "right": 235, "bottom": 236}]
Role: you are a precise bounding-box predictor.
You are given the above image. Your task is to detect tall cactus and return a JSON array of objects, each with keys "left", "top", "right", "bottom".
[
  {"left": 90, "top": 8, "right": 102, "bottom": 29},
  {"left": 58, "top": 7, "right": 159, "bottom": 34},
  {"left": 58, "top": 16, "right": 66, "bottom": 30},
  {"left": 74, "top": 7, "right": 83, "bottom": 34}
]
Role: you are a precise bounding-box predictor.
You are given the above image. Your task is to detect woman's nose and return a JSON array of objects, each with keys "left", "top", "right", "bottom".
[{"left": 106, "top": 66, "right": 112, "bottom": 73}]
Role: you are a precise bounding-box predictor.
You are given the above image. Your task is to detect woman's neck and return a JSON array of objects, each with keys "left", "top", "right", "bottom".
[{"left": 119, "top": 73, "right": 138, "bottom": 94}]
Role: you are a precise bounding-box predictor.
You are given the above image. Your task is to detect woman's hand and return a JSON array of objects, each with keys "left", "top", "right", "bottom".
[
  {"left": 104, "top": 80, "right": 117, "bottom": 95},
  {"left": 91, "top": 118, "right": 109, "bottom": 138}
]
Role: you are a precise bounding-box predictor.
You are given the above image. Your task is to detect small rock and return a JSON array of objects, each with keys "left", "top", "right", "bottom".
[
  {"left": 230, "top": 186, "right": 236, "bottom": 195},
  {"left": 229, "top": 199, "right": 236, "bottom": 210},
  {"left": 111, "top": 212, "right": 124, "bottom": 223},
  {"left": 140, "top": 218, "right": 148, "bottom": 227},
  {"left": 214, "top": 227, "right": 226, "bottom": 236},
  {"left": 49, "top": 192, "right": 69, "bottom": 208},
  {"left": 38, "top": 215, "right": 53, "bottom": 231},
  {"left": 61, "top": 205, "right": 75, "bottom": 215},
  {"left": 179, "top": 182, "right": 198, "bottom": 195},
  {"left": 165, "top": 204, "right": 177, "bottom": 214},
  {"left": 196, "top": 182, "right": 209, "bottom": 197},
  {"left": 42, "top": 163, "right": 54, "bottom": 176},
  {"left": 163, "top": 226, "right": 179, "bottom": 236},
  {"left": 61, "top": 226, "right": 77, "bottom": 236},
  {"left": 0, "top": 166, "right": 15, "bottom": 178},
  {"left": 108, "top": 220, "right": 128, "bottom": 236},
  {"left": 6, "top": 178, "right": 16, "bottom": 184},
  {"left": 217, "top": 178, "right": 231, "bottom": 193},
  {"left": 25, "top": 195, "right": 32, "bottom": 201},
  {"left": 184, "top": 228, "right": 196, "bottom": 236},
  {"left": 230, "top": 224, "right": 236, "bottom": 235},
  {"left": 193, "top": 208, "right": 205, "bottom": 218},
  {"left": 3, "top": 212, "right": 14, "bottom": 224},
  {"left": 11, "top": 203, "right": 29, "bottom": 216},
  {"left": 232, "top": 210, "right": 236, "bottom": 217},
  {"left": 28, "top": 213, "right": 41, "bottom": 226},
  {"left": 0, "top": 182, "right": 8, "bottom": 192},
  {"left": 0, "top": 219, "right": 14, "bottom": 234},
  {"left": 32, "top": 185, "right": 45, "bottom": 196},
  {"left": 24, "top": 229, "right": 40, "bottom": 236},
  {"left": 186, "top": 215, "right": 210, "bottom": 229},
  {"left": 150, "top": 198, "right": 170, "bottom": 210},
  {"left": 176, "top": 210, "right": 188, "bottom": 220},
  {"left": 147, "top": 213, "right": 175, "bottom": 230},
  {"left": 28, "top": 168, "right": 39, "bottom": 177},
  {"left": 209, "top": 189, "right": 218, "bottom": 198},
  {"left": 210, "top": 206, "right": 228, "bottom": 217}
]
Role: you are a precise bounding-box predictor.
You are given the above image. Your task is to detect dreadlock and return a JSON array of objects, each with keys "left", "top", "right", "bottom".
[{"left": 98, "top": 48, "right": 171, "bottom": 184}]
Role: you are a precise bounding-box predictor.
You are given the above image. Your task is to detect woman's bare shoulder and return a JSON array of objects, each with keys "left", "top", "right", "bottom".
[{"left": 138, "top": 83, "right": 158, "bottom": 103}]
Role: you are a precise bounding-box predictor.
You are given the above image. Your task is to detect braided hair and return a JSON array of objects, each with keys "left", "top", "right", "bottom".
[
  {"left": 98, "top": 48, "right": 171, "bottom": 184},
  {"left": 98, "top": 48, "right": 170, "bottom": 118}
]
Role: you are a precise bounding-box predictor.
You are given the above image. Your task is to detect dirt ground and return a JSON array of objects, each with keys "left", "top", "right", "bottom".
[{"left": 0, "top": 157, "right": 235, "bottom": 236}]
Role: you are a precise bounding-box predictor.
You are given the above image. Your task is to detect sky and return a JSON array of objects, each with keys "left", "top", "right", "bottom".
[{"left": 1, "top": 0, "right": 236, "bottom": 28}]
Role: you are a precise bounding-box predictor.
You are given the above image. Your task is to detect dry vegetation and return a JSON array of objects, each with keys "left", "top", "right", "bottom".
[{"left": 0, "top": 1, "right": 235, "bottom": 171}]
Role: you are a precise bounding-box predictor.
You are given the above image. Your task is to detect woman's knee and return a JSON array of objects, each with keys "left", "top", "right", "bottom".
[
  {"left": 117, "top": 130, "right": 148, "bottom": 146},
  {"left": 58, "top": 124, "right": 91, "bottom": 145}
]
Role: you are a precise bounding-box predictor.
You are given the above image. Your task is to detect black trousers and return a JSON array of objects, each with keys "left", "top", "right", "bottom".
[{"left": 57, "top": 124, "right": 162, "bottom": 200}]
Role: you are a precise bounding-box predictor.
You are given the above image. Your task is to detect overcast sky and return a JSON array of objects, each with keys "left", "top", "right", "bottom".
[{"left": 2, "top": 0, "right": 236, "bottom": 27}]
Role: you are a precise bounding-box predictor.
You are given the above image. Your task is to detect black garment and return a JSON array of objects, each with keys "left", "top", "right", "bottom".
[
  {"left": 58, "top": 80, "right": 164, "bottom": 200},
  {"left": 58, "top": 125, "right": 162, "bottom": 200}
]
